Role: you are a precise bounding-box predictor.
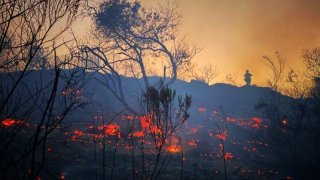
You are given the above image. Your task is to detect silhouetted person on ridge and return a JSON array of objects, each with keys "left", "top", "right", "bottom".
[{"left": 244, "top": 70, "right": 252, "bottom": 86}]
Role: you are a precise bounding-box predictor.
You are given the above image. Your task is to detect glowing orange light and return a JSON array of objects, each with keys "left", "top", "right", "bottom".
[
  {"left": 60, "top": 174, "right": 65, "bottom": 180},
  {"left": 224, "top": 152, "right": 234, "bottom": 160},
  {"left": 187, "top": 139, "right": 197, "bottom": 147},
  {"left": 251, "top": 117, "right": 263, "bottom": 123},
  {"left": 140, "top": 115, "right": 151, "bottom": 129},
  {"left": 97, "top": 125, "right": 104, "bottom": 131},
  {"left": 227, "top": 117, "right": 236, "bottom": 122},
  {"left": 251, "top": 123, "right": 260, "bottom": 128},
  {"left": 150, "top": 126, "right": 162, "bottom": 135},
  {"left": 282, "top": 119, "right": 288, "bottom": 126},
  {"left": 2, "top": 118, "right": 22, "bottom": 127},
  {"left": 133, "top": 131, "right": 144, "bottom": 138},
  {"left": 190, "top": 127, "right": 198, "bottom": 134},
  {"left": 105, "top": 124, "right": 120, "bottom": 136},
  {"left": 71, "top": 130, "right": 85, "bottom": 141},
  {"left": 215, "top": 130, "right": 227, "bottom": 141},
  {"left": 123, "top": 115, "right": 134, "bottom": 120},
  {"left": 167, "top": 145, "right": 182, "bottom": 153},
  {"left": 198, "top": 107, "right": 206, "bottom": 113},
  {"left": 73, "top": 130, "right": 84, "bottom": 136},
  {"left": 217, "top": 143, "right": 224, "bottom": 158},
  {"left": 2, "top": 118, "right": 16, "bottom": 127}
]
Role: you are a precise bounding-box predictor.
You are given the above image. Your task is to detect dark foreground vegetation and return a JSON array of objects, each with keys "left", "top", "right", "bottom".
[{"left": 1, "top": 69, "right": 320, "bottom": 179}]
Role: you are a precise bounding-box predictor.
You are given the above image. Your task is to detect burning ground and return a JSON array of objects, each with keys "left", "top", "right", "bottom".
[{"left": 0, "top": 70, "right": 317, "bottom": 179}]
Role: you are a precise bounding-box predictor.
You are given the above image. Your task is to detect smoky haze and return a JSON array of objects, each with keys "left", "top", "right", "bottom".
[{"left": 141, "top": 0, "right": 320, "bottom": 84}]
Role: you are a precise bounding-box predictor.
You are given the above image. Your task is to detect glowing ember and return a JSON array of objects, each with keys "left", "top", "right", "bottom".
[
  {"left": 252, "top": 117, "right": 263, "bottom": 123},
  {"left": 97, "top": 125, "right": 105, "bottom": 131},
  {"left": 167, "top": 145, "right": 182, "bottom": 153},
  {"left": 123, "top": 115, "right": 134, "bottom": 120},
  {"left": 150, "top": 125, "right": 162, "bottom": 135},
  {"left": 198, "top": 107, "right": 206, "bottom": 113},
  {"left": 2, "top": 118, "right": 16, "bottom": 127},
  {"left": 105, "top": 124, "right": 120, "bottom": 136},
  {"left": 133, "top": 131, "right": 144, "bottom": 138},
  {"left": 282, "top": 119, "right": 288, "bottom": 126},
  {"left": 251, "top": 117, "right": 263, "bottom": 128},
  {"left": 215, "top": 130, "right": 227, "bottom": 141},
  {"left": 73, "top": 130, "right": 84, "bottom": 136},
  {"left": 224, "top": 152, "right": 234, "bottom": 160},
  {"left": 1, "top": 118, "right": 22, "bottom": 127},
  {"left": 227, "top": 117, "right": 236, "bottom": 122},
  {"left": 190, "top": 127, "right": 198, "bottom": 134},
  {"left": 60, "top": 89, "right": 81, "bottom": 96},
  {"left": 251, "top": 123, "right": 260, "bottom": 128},
  {"left": 217, "top": 143, "right": 224, "bottom": 158},
  {"left": 60, "top": 173, "right": 66, "bottom": 180},
  {"left": 140, "top": 115, "right": 151, "bottom": 129},
  {"left": 71, "top": 130, "right": 84, "bottom": 141},
  {"left": 187, "top": 139, "right": 197, "bottom": 147}
]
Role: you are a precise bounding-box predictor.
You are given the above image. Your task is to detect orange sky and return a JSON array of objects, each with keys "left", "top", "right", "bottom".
[{"left": 69, "top": 0, "right": 320, "bottom": 85}]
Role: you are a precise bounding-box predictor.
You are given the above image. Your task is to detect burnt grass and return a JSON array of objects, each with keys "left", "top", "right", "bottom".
[{"left": 2, "top": 70, "right": 319, "bottom": 179}]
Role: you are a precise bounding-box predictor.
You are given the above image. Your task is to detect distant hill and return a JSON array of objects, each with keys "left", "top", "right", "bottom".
[{"left": 0, "top": 69, "right": 292, "bottom": 125}]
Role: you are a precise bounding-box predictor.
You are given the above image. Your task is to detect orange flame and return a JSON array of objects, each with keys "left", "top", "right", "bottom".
[
  {"left": 140, "top": 115, "right": 151, "bottom": 129},
  {"left": 224, "top": 152, "right": 234, "bottom": 160},
  {"left": 133, "top": 131, "right": 144, "bottom": 138},
  {"left": 150, "top": 125, "right": 162, "bottom": 135},
  {"left": 252, "top": 117, "right": 263, "bottom": 123},
  {"left": 167, "top": 145, "right": 182, "bottom": 153},
  {"left": 215, "top": 130, "right": 227, "bottom": 141},
  {"left": 1, "top": 118, "right": 22, "bottom": 127},
  {"left": 105, "top": 124, "right": 120, "bottom": 136},
  {"left": 71, "top": 130, "right": 84, "bottom": 141}
]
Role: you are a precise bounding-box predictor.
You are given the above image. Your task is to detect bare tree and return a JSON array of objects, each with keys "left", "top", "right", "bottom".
[
  {"left": 262, "top": 52, "right": 286, "bottom": 91},
  {"left": 0, "top": 0, "right": 80, "bottom": 114},
  {"left": 281, "top": 69, "right": 312, "bottom": 98},
  {"left": 77, "top": 0, "right": 198, "bottom": 114},
  {"left": 192, "top": 64, "right": 218, "bottom": 85},
  {"left": 302, "top": 47, "right": 320, "bottom": 78},
  {"left": 139, "top": 80, "right": 191, "bottom": 179},
  {"left": 0, "top": 0, "right": 83, "bottom": 179},
  {"left": 225, "top": 73, "right": 238, "bottom": 86}
]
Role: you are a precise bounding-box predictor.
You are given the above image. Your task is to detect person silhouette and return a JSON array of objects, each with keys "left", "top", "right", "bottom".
[{"left": 244, "top": 70, "right": 252, "bottom": 86}]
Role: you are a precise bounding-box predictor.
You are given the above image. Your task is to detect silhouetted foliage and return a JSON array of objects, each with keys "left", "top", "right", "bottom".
[
  {"left": 140, "top": 80, "right": 191, "bottom": 179},
  {"left": 77, "top": 0, "right": 198, "bottom": 114}
]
